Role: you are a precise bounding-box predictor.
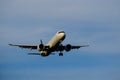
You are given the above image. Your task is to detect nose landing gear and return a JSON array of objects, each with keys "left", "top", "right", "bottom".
[{"left": 59, "top": 53, "right": 63, "bottom": 56}]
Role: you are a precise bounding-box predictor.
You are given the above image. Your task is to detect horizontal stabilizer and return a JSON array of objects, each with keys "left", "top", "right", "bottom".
[{"left": 28, "top": 53, "right": 40, "bottom": 55}]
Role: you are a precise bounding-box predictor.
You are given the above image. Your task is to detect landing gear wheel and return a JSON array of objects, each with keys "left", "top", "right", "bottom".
[{"left": 59, "top": 53, "right": 63, "bottom": 56}]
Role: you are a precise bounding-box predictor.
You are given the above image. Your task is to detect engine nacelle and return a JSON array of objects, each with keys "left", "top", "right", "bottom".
[
  {"left": 58, "top": 44, "right": 64, "bottom": 51},
  {"left": 65, "top": 44, "right": 72, "bottom": 52},
  {"left": 37, "top": 44, "right": 44, "bottom": 51}
]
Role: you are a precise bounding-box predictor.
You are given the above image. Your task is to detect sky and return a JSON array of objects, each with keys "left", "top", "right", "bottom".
[{"left": 0, "top": 0, "right": 120, "bottom": 80}]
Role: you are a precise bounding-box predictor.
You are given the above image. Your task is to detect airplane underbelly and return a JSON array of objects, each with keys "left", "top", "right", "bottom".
[{"left": 40, "top": 51, "right": 50, "bottom": 57}]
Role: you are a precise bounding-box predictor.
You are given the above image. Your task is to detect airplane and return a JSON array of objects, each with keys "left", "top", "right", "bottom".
[{"left": 9, "top": 30, "right": 89, "bottom": 57}]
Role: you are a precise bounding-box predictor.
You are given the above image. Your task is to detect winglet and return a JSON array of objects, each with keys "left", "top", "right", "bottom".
[
  {"left": 8, "top": 44, "right": 17, "bottom": 46},
  {"left": 80, "top": 45, "right": 89, "bottom": 47},
  {"left": 9, "top": 44, "right": 13, "bottom": 46}
]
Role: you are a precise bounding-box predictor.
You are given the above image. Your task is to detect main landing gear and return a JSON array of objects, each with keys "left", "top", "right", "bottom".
[{"left": 59, "top": 53, "right": 63, "bottom": 56}]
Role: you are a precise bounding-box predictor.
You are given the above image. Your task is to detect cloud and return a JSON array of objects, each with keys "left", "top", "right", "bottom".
[
  {"left": 0, "top": 0, "right": 120, "bottom": 54},
  {"left": 0, "top": 1, "right": 120, "bottom": 80},
  {"left": 1, "top": 66, "right": 120, "bottom": 80},
  {"left": 1, "top": 0, "right": 120, "bottom": 22},
  {"left": 0, "top": 26, "right": 55, "bottom": 46}
]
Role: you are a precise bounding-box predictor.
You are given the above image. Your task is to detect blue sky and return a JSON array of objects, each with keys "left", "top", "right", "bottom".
[{"left": 0, "top": 0, "right": 120, "bottom": 80}]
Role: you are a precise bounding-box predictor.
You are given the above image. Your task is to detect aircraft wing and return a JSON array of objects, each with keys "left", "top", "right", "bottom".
[
  {"left": 71, "top": 45, "right": 89, "bottom": 49},
  {"left": 9, "top": 44, "right": 37, "bottom": 49},
  {"left": 56, "top": 44, "right": 89, "bottom": 52}
]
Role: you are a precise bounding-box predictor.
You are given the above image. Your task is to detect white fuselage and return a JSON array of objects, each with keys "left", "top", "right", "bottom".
[
  {"left": 40, "top": 31, "right": 66, "bottom": 56},
  {"left": 48, "top": 32, "right": 65, "bottom": 48}
]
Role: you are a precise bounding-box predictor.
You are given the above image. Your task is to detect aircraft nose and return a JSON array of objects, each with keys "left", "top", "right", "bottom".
[
  {"left": 59, "top": 32, "right": 66, "bottom": 40},
  {"left": 57, "top": 31, "right": 65, "bottom": 34},
  {"left": 59, "top": 32, "right": 65, "bottom": 37}
]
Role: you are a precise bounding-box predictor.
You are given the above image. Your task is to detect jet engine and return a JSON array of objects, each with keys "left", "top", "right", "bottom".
[
  {"left": 37, "top": 40, "right": 45, "bottom": 51},
  {"left": 37, "top": 44, "right": 44, "bottom": 51},
  {"left": 39, "top": 44, "right": 44, "bottom": 50},
  {"left": 65, "top": 44, "right": 72, "bottom": 52},
  {"left": 58, "top": 44, "right": 64, "bottom": 51}
]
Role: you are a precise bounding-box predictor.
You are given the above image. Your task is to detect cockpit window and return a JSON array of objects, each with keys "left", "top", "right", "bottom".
[{"left": 58, "top": 31, "right": 65, "bottom": 34}]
